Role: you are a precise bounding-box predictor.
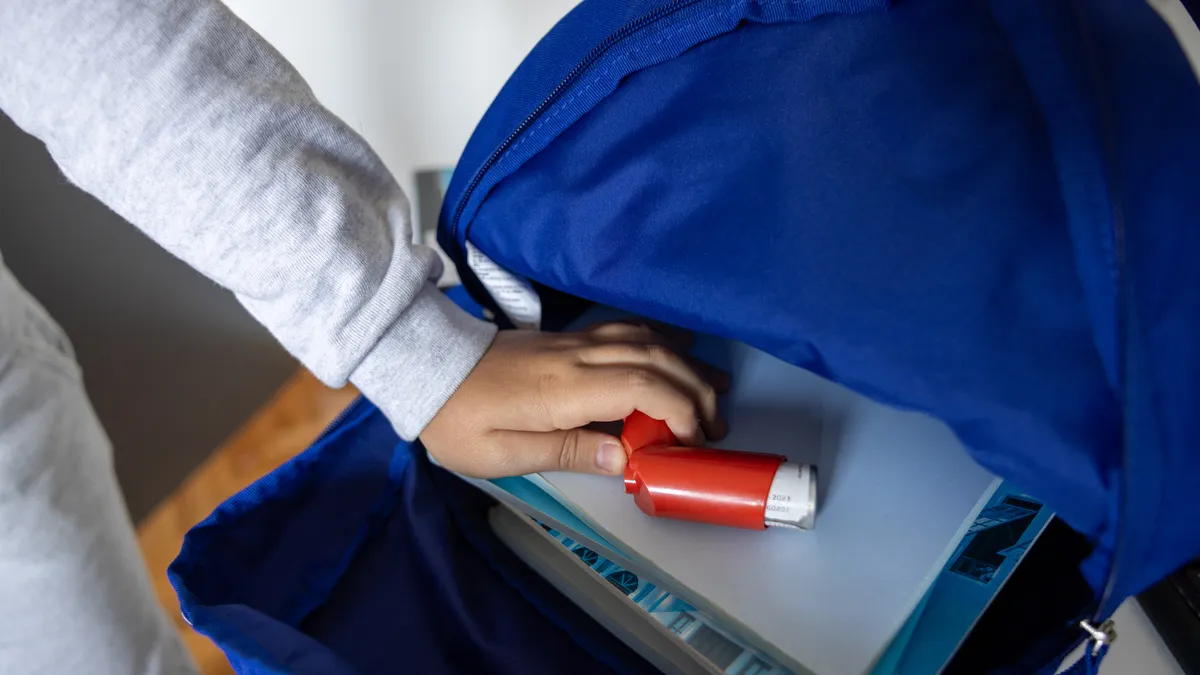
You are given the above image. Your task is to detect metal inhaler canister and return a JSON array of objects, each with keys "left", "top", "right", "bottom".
[{"left": 620, "top": 411, "right": 817, "bottom": 531}]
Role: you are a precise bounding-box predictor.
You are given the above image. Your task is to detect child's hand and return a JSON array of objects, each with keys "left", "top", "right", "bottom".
[{"left": 420, "top": 322, "right": 729, "bottom": 479}]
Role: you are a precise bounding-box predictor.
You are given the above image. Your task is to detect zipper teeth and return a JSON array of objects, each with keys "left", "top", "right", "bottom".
[
  {"left": 1067, "top": 0, "right": 1128, "bottom": 620},
  {"left": 450, "top": 0, "right": 698, "bottom": 240}
]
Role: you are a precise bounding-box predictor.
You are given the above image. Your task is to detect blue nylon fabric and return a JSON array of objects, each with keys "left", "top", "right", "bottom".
[
  {"left": 1058, "top": 644, "right": 1109, "bottom": 675},
  {"left": 464, "top": 0, "right": 1118, "bottom": 568},
  {"left": 446, "top": 0, "right": 675, "bottom": 200},
  {"left": 170, "top": 290, "right": 661, "bottom": 674},
  {"left": 441, "top": 0, "right": 890, "bottom": 257},
  {"left": 445, "top": 0, "right": 1200, "bottom": 630},
  {"left": 985, "top": 0, "right": 1200, "bottom": 619},
  {"left": 1076, "top": 0, "right": 1200, "bottom": 613}
]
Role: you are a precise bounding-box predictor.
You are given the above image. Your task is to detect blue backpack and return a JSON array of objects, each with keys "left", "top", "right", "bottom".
[{"left": 172, "top": 1, "right": 1200, "bottom": 673}]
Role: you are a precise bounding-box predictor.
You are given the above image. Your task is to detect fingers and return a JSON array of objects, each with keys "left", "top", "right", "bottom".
[
  {"left": 420, "top": 321, "right": 734, "bottom": 482},
  {"left": 487, "top": 429, "right": 627, "bottom": 477},
  {"left": 552, "top": 366, "right": 706, "bottom": 445},
  {"left": 586, "top": 321, "right": 729, "bottom": 393},
  {"left": 586, "top": 320, "right": 694, "bottom": 350},
  {"left": 578, "top": 342, "right": 726, "bottom": 442}
]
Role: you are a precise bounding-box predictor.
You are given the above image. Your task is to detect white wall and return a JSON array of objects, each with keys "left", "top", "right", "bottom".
[
  {"left": 225, "top": 0, "right": 1200, "bottom": 199},
  {"left": 223, "top": 0, "right": 578, "bottom": 197}
]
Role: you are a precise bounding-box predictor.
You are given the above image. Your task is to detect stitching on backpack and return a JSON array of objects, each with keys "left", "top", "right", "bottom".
[{"left": 500, "top": 7, "right": 727, "bottom": 165}]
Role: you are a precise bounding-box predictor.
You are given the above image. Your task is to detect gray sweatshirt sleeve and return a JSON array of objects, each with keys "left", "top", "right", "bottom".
[{"left": 0, "top": 0, "right": 498, "bottom": 440}]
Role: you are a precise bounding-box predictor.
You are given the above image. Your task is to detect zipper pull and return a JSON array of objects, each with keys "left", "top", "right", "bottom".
[
  {"left": 1079, "top": 618, "right": 1117, "bottom": 656},
  {"left": 1060, "top": 619, "right": 1117, "bottom": 675}
]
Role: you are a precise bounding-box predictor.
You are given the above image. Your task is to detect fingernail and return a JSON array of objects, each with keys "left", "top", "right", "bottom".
[{"left": 596, "top": 441, "right": 626, "bottom": 474}]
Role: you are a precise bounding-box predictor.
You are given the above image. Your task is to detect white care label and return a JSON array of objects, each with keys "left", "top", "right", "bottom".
[
  {"left": 764, "top": 462, "right": 817, "bottom": 531},
  {"left": 465, "top": 242, "right": 542, "bottom": 330}
]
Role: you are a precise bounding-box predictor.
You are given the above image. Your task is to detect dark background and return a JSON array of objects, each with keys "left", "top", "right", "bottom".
[{"left": 0, "top": 112, "right": 295, "bottom": 521}]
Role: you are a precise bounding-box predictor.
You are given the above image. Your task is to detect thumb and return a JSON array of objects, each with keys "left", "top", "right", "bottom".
[{"left": 491, "top": 428, "right": 627, "bottom": 477}]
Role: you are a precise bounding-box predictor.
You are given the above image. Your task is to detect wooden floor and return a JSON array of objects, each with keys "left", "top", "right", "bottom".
[{"left": 136, "top": 370, "right": 359, "bottom": 674}]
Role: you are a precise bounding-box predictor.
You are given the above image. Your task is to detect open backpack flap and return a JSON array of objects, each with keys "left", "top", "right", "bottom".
[
  {"left": 438, "top": 0, "right": 1200, "bottom": 670},
  {"left": 170, "top": 287, "right": 664, "bottom": 675}
]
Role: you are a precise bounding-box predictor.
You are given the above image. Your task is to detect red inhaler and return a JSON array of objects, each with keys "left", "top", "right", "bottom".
[{"left": 620, "top": 411, "right": 817, "bottom": 531}]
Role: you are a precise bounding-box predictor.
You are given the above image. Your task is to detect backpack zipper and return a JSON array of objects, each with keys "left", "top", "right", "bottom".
[
  {"left": 449, "top": 0, "right": 700, "bottom": 241},
  {"left": 1069, "top": 0, "right": 1131, "bottom": 624}
]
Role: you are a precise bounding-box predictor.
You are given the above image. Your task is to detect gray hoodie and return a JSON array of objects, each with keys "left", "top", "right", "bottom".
[{"left": 0, "top": 0, "right": 498, "bottom": 440}]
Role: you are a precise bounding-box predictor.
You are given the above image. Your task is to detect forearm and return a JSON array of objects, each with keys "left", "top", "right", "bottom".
[{"left": 0, "top": 0, "right": 495, "bottom": 438}]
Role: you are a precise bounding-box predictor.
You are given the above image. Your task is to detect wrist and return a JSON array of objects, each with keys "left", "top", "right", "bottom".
[{"left": 350, "top": 285, "right": 497, "bottom": 440}]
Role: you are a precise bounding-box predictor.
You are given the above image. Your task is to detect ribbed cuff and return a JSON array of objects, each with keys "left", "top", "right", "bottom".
[{"left": 350, "top": 284, "right": 497, "bottom": 440}]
